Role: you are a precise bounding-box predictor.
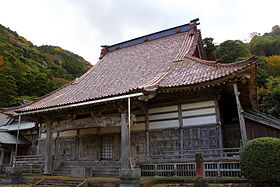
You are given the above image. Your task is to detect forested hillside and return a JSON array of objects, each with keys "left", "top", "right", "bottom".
[
  {"left": 0, "top": 24, "right": 92, "bottom": 107},
  {"left": 203, "top": 25, "right": 280, "bottom": 118}
]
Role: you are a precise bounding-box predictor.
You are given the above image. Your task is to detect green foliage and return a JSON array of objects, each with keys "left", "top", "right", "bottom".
[
  {"left": 0, "top": 24, "right": 92, "bottom": 107},
  {"left": 256, "top": 55, "right": 280, "bottom": 118},
  {"left": 216, "top": 40, "right": 251, "bottom": 63},
  {"left": 250, "top": 30, "right": 280, "bottom": 56},
  {"left": 38, "top": 45, "right": 89, "bottom": 79},
  {"left": 240, "top": 137, "right": 280, "bottom": 184},
  {"left": 264, "top": 55, "right": 280, "bottom": 77},
  {"left": 202, "top": 37, "right": 217, "bottom": 60},
  {"left": 258, "top": 77, "right": 280, "bottom": 118},
  {"left": 203, "top": 26, "right": 280, "bottom": 119},
  {"left": 0, "top": 73, "right": 18, "bottom": 106},
  {"left": 256, "top": 57, "right": 270, "bottom": 87}
]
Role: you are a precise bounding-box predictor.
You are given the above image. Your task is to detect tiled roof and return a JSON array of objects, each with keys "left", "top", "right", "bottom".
[
  {"left": 0, "top": 131, "right": 30, "bottom": 145},
  {"left": 158, "top": 55, "right": 256, "bottom": 88},
  {"left": 0, "top": 113, "right": 12, "bottom": 126},
  {"left": 16, "top": 22, "right": 255, "bottom": 113},
  {"left": 0, "top": 121, "right": 36, "bottom": 131}
]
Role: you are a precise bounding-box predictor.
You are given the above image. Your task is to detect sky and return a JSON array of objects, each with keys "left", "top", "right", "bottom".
[{"left": 0, "top": 0, "right": 279, "bottom": 64}]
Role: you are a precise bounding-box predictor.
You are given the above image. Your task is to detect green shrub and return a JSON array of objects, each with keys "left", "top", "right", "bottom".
[{"left": 240, "top": 137, "right": 280, "bottom": 184}]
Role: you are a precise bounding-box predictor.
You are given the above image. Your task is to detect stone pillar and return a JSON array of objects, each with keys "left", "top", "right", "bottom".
[
  {"left": 120, "top": 113, "right": 129, "bottom": 169},
  {"left": 119, "top": 113, "right": 141, "bottom": 187},
  {"left": 44, "top": 120, "right": 53, "bottom": 175}
]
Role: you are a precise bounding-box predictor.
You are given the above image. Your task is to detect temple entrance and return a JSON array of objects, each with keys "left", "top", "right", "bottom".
[{"left": 101, "top": 136, "right": 113, "bottom": 160}]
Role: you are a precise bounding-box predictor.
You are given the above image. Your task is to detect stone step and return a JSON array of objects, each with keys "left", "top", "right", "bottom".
[
  {"left": 53, "top": 161, "right": 121, "bottom": 177},
  {"left": 35, "top": 179, "right": 85, "bottom": 187}
]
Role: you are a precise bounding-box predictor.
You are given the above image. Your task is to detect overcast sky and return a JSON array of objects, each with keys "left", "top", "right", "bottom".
[{"left": 0, "top": 0, "right": 279, "bottom": 64}]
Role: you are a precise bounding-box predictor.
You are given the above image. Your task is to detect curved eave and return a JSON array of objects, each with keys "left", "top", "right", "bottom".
[{"left": 15, "top": 92, "right": 144, "bottom": 116}]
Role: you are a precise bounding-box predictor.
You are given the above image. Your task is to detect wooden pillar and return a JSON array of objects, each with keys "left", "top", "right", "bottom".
[
  {"left": 75, "top": 129, "right": 80, "bottom": 161},
  {"left": 178, "top": 104, "right": 184, "bottom": 155},
  {"left": 0, "top": 149, "right": 3, "bottom": 167},
  {"left": 145, "top": 112, "right": 149, "bottom": 156},
  {"left": 44, "top": 120, "right": 53, "bottom": 175},
  {"left": 233, "top": 83, "right": 248, "bottom": 144},
  {"left": 214, "top": 98, "right": 223, "bottom": 149},
  {"left": 120, "top": 113, "right": 129, "bottom": 169}
]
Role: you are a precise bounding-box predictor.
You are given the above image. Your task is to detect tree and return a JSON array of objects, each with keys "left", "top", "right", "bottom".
[
  {"left": 250, "top": 29, "right": 280, "bottom": 56},
  {"left": 258, "top": 77, "right": 280, "bottom": 118},
  {"left": 264, "top": 55, "right": 280, "bottom": 77},
  {"left": 0, "top": 73, "right": 18, "bottom": 106},
  {"left": 202, "top": 37, "right": 217, "bottom": 60},
  {"left": 216, "top": 40, "right": 251, "bottom": 63}
]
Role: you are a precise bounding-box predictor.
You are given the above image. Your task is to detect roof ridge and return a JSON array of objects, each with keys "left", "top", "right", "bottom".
[{"left": 100, "top": 19, "right": 200, "bottom": 56}]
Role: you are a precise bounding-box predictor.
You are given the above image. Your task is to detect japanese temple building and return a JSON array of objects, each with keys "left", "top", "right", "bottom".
[{"left": 12, "top": 18, "right": 280, "bottom": 180}]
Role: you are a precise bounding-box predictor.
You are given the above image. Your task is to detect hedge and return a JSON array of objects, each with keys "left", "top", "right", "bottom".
[{"left": 240, "top": 137, "right": 280, "bottom": 184}]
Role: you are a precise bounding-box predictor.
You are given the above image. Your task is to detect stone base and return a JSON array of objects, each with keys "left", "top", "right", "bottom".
[
  {"left": 119, "top": 168, "right": 141, "bottom": 180},
  {"left": 195, "top": 178, "right": 208, "bottom": 187},
  {"left": 71, "top": 167, "right": 92, "bottom": 178},
  {"left": 120, "top": 179, "right": 140, "bottom": 187},
  {"left": 0, "top": 167, "right": 22, "bottom": 184},
  {"left": 119, "top": 168, "right": 141, "bottom": 187}
]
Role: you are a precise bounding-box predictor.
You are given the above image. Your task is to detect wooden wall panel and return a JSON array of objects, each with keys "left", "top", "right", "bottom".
[
  {"left": 148, "top": 105, "right": 179, "bottom": 130},
  {"left": 77, "top": 136, "right": 99, "bottom": 161},
  {"left": 181, "top": 100, "right": 215, "bottom": 110},
  {"left": 80, "top": 128, "right": 98, "bottom": 135},
  {"left": 183, "top": 115, "right": 216, "bottom": 126},
  {"left": 245, "top": 119, "right": 280, "bottom": 140},
  {"left": 149, "top": 112, "right": 178, "bottom": 120},
  {"left": 149, "top": 120, "right": 179, "bottom": 129},
  {"left": 182, "top": 108, "right": 215, "bottom": 117},
  {"left": 100, "top": 126, "right": 120, "bottom": 134},
  {"left": 149, "top": 105, "right": 178, "bottom": 114},
  {"left": 131, "top": 123, "right": 145, "bottom": 131},
  {"left": 59, "top": 130, "right": 77, "bottom": 137}
]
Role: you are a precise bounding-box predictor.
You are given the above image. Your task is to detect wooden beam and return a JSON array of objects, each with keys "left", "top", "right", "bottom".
[{"left": 233, "top": 83, "right": 248, "bottom": 144}]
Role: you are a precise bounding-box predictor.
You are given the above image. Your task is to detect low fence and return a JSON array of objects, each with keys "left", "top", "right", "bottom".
[
  {"left": 141, "top": 160, "right": 241, "bottom": 177},
  {"left": 14, "top": 155, "right": 44, "bottom": 173},
  {"left": 141, "top": 162, "right": 196, "bottom": 177},
  {"left": 139, "top": 148, "right": 241, "bottom": 177},
  {"left": 135, "top": 148, "right": 240, "bottom": 163}
]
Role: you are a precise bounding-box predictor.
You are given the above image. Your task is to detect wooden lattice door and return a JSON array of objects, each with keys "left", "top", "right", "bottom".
[{"left": 101, "top": 136, "right": 113, "bottom": 160}]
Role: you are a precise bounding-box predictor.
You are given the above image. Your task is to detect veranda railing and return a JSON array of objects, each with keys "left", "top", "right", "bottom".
[{"left": 134, "top": 148, "right": 240, "bottom": 164}]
